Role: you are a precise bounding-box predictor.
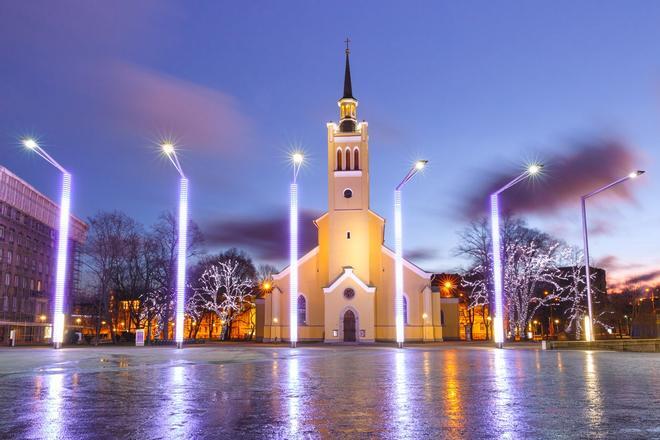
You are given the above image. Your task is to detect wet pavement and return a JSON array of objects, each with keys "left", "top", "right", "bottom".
[{"left": 0, "top": 343, "right": 658, "bottom": 439}]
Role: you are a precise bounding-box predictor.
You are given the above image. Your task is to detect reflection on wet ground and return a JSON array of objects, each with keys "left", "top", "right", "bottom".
[{"left": 0, "top": 344, "right": 658, "bottom": 439}]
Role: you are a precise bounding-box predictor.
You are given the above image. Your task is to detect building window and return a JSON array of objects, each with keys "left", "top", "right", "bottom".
[
  {"left": 343, "top": 288, "right": 355, "bottom": 300},
  {"left": 346, "top": 231, "right": 351, "bottom": 239},
  {"left": 440, "top": 310, "right": 445, "bottom": 326},
  {"left": 336, "top": 149, "right": 343, "bottom": 171},
  {"left": 403, "top": 296, "right": 408, "bottom": 325},
  {"left": 297, "top": 295, "right": 306, "bottom": 325},
  {"left": 345, "top": 148, "right": 351, "bottom": 170},
  {"left": 343, "top": 188, "right": 352, "bottom": 199},
  {"left": 353, "top": 148, "right": 360, "bottom": 170}
]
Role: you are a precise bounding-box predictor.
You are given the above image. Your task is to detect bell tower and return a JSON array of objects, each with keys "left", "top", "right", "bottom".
[{"left": 325, "top": 41, "right": 372, "bottom": 280}]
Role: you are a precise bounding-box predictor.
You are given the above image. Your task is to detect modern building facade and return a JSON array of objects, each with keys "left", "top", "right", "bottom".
[
  {"left": 0, "top": 165, "right": 87, "bottom": 344},
  {"left": 260, "top": 49, "right": 458, "bottom": 343}
]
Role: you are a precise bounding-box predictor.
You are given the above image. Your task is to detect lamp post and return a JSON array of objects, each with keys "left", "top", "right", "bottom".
[
  {"left": 394, "top": 160, "right": 428, "bottom": 348},
  {"left": 161, "top": 142, "right": 188, "bottom": 349},
  {"left": 491, "top": 164, "right": 542, "bottom": 348},
  {"left": 580, "top": 170, "right": 645, "bottom": 342},
  {"left": 290, "top": 152, "right": 303, "bottom": 348},
  {"left": 22, "top": 138, "right": 70, "bottom": 349}
]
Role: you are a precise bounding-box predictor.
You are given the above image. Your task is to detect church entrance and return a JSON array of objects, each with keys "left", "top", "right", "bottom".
[{"left": 343, "top": 310, "right": 356, "bottom": 342}]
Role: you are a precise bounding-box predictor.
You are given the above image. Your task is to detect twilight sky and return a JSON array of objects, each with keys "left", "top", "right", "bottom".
[{"left": 1, "top": 1, "right": 659, "bottom": 288}]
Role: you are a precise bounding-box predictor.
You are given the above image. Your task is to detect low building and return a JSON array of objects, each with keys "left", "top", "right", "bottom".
[{"left": 0, "top": 165, "right": 87, "bottom": 344}]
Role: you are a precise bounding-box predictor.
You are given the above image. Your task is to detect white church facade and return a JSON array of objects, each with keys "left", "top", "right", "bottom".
[{"left": 259, "top": 48, "right": 458, "bottom": 343}]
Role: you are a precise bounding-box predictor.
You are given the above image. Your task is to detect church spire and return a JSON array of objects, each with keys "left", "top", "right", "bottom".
[
  {"left": 338, "top": 38, "right": 358, "bottom": 133},
  {"left": 343, "top": 38, "right": 354, "bottom": 100}
]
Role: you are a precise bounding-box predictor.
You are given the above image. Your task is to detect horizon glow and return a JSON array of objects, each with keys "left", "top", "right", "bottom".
[{"left": 175, "top": 177, "right": 188, "bottom": 347}]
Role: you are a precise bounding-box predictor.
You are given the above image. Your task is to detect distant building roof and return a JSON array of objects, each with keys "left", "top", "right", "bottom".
[{"left": 0, "top": 165, "right": 88, "bottom": 243}]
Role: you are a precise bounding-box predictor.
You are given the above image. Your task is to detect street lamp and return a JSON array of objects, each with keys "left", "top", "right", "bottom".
[
  {"left": 491, "top": 163, "right": 542, "bottom": 348},
  {"left": 290, "top": 152, "right": 303, "bottom": 348},
  {"left": 161, "top": 142, "right": 188, "bottom": 349},
  {"left": 580, "top": 170, "right": 645, "bottom": 342},
  {"left": 394, "top": 160, "right": 428, "bottom": 348},
  {"left": 22, "top": 138, "right": 71, "bottom": 349}
]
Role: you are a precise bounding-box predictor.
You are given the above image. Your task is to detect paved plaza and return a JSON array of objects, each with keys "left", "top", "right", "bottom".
[{"left": 0, "top": 343, "right": 658, "bottom": 439}]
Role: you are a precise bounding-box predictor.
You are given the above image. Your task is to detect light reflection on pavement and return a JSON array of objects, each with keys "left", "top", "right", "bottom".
[{"left": 0, "top": 344, "right": 658, "bottom": 439}]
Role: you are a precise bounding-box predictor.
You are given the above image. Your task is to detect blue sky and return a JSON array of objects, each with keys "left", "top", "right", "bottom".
[{"left": 1, "top": 1, "right": 659, "bottom": 286}]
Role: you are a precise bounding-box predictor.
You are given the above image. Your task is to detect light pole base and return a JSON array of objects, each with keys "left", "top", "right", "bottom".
[
  {"left": 495, "top": 342, "right": 503, "bottom": 349},
  {"left": 291, "top": 341, "right": 297, "bottom": 348},
  {"left": 176, "top": 341, "right": 183, "bottom": 349},
  {"left": 397, "top": 342, "right": 403, "bottom": 349},
  {"left": 53, "top": 342, "right": 62, "bottom": 349}
]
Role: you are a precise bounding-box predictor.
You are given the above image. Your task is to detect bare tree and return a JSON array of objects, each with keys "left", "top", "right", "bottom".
[
  {"left": 190, "top": 253, "right": 256, "bottom": 341},
  {"left": 83, "top": 211, "right": 140, "bottom": 344},
  {"left": 148, "top": 212, "right": 203, "bottom": 340},
  {"left": 457, "top": 216, "right": 562, "bottom": 341}
]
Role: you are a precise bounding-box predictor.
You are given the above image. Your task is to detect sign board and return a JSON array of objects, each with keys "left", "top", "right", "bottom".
[
  {"left": 135, "top": 329, "right": 145, "bottom": 346},
  {"left": 44, "top": 325, "right": 52, "bottom": 339}
]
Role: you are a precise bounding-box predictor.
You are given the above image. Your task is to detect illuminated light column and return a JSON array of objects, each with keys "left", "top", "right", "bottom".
[
  {"left": 161, "top": 142, "right": 188, "bottom": 349},
  {"left": 175, "top": 177, "right": 188, "bottom": 348},
  {"left": 22, "top": 138, "right": 70, "bottom": 349},
  {"left": 490, "top": 163, "right": 542, "bottom": 349},
  {"left": 394, "top": 160, "right": 428, "bottom": 348},
  {"left": 580, "top": 170, "right": 645, "bottom": 342},
  {"left": 290, "top": 153, "right": 303, "bottom": 348}
]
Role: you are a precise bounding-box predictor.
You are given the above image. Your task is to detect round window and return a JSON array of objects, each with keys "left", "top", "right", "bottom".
[
  {"left": 343, "top": 288, "right": 355, "bottom": 299},
  {"left": 343, "top": 189, "right": 353, "bottom": 199}
]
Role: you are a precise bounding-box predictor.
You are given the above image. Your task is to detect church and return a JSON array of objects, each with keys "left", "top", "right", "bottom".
[{"left": 259, "top": 47, "right": 458, "bottom": 343}]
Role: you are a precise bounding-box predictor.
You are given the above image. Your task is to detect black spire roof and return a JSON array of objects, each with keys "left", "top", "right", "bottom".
[{"left": 342, "top": 48, "right": 354, "bottom": 100}]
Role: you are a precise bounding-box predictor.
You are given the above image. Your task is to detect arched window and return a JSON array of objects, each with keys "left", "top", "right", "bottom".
[
  {"left": 345, "top": 148, "right": 351, "bottom": 170},
  {"left": 297, "top": 295, "right": 306, "bottom": 325},
  {"left": 403, "top": 296, "right": 408, "bottom": 325},
  {"left": 336, "top": 149, "right": 342, "bottom": 171},
  {"left": 440, "top": 310, "right": 445, "bottom": 326},
  {"left": 353, "top": 148, "right": 360, "bottom": 170}
]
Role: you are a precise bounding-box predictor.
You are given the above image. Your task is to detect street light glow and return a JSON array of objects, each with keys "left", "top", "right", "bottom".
[
  {"left": 629, "top": 170, "right": 645, "bottom": 179},
  {"left": 23, "top": 138, "right": 38, "bottom": 149},
  {"left": 415, "top": 160, "right": 427, "bottom": 170},
  {"left": 162, "top": 142, "right": 175, "bottom": 155},
  {"left": 527, "top": 163, "right": 542, "bottom": 175},
  {"left": 292, "top": 152, "right": 304, "bottom": 165}
]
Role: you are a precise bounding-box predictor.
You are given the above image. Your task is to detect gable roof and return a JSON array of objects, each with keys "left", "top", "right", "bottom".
[
  {"left": 381, "top": 245, "right": 433, "bottom": 280},
  {"left": 272, "top": 246, "right": 319, "bottom": 280},
  {"left": 323, "top": 267, "right": 376, "bottom": 294}
]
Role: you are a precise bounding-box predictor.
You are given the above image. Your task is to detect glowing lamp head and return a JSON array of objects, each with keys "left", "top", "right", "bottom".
[
  {"left": 422, "top": 313, "right": 428, "bottom": 320},
  {"left": 162, "top": 143, "right": 175, "bottom": 156},
  {"left": 292, "top": 153, "right": 304, "bottom": 165},
  {"left": 444, "top": 281, "right": 453, "bottom": 289},
  {"left": 527, "top": 163, "right": 543, "bottom": 175},
  {"left": 629, "top": 170, "right": 645, "bottom": 179},
  {"left": 23, "top": 138, "right": 38, "bottom": 150},
  {"left": 262, "top": 282, "right": 272, "bottom": 291},
  {"left": 415, "top": 160, "right": 428, "bottom": 170}
]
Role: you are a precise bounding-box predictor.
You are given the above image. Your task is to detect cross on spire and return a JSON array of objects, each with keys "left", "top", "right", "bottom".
[{"left": 345, "top": 37, "right": 351, "bottom": 54}]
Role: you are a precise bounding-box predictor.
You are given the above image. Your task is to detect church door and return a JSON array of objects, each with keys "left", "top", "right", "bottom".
[{"left": 343, "top": 310, "right": 356, "bottom": 342}]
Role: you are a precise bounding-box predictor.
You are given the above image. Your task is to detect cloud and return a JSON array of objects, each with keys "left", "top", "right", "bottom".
[
  {"left": 623, "top": 270, "right": 660, "bottom": 285},
  {"left": 462, "top": 139, "right": 642, "bottom": 218},
  {"left": 202, "top": 210, "right": 322, "bottom": 261},
  {"left": 99, "top": 62, "right": 251, "bottom": 150},
  {"left": 404, "top": 248, "right": 438, "bottom": 261}
]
